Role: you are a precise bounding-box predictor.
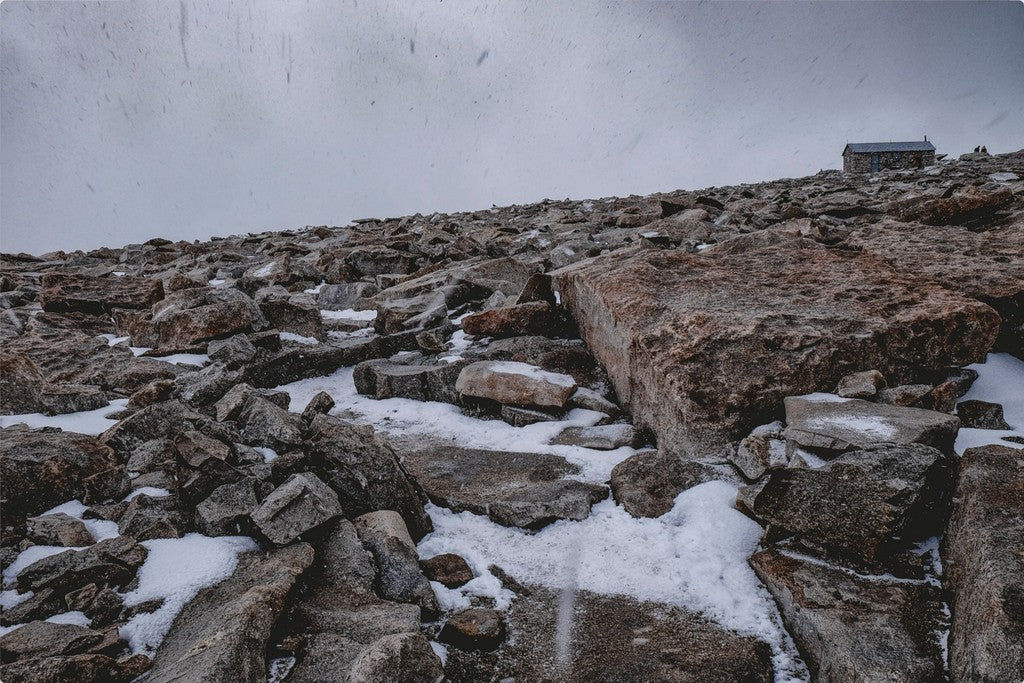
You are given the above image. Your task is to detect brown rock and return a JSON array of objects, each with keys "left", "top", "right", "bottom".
[
  {"left": 750, "top": 549, "right": 945, "bottom": 683},
  {"left": 156, "top": 300, "right": 253, "bottom": 349},
  {"left": 421, "top": 553, "right": 475, "bottom": 588},
  {"left": 461, "top": 301, "right": 561, "bottom": 338},
  {"left": 956, "top": 399, "right": 1012, "bottom": 430},
  {"left": 0, "top": 621, "right": 105, "bottom": 661},
  {"left": 944, "top": 444, "right": 1024, "bottom": 683},
  {"left": 609, "top": 450, "right": 719, "bottom": 518},
  {"left": 40, "top": 272, "right": 163, "bottom": 314},
  {"left": 836, "top": 369, "right": 886, "bottom": 399},
  {"left": 886, "top": 186, "right": 1014, "bottom": 226},
  {"left": 556, "top": 247, "right": 997, "bottom": 457},
  {"left": 26, "top": 513, "right": 94, "bottom": 547},
  {"left": 440, "top": 608, "right": 507, "bottom": 652}
]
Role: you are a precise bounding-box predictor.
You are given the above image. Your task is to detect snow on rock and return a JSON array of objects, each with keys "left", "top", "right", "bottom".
[
  {"left": 120, "top": 533, "right": 259, "bottom": 653},
  {"left": 279, "top": 331, "right": 320, "bottom": 346},
  {"left": 0, "top": 399, "right": 129, "bottom": 435},
  {"left": 123, "top": 487, "right": 172, "bottom": 501},
  {"left": 3, "top": 546, "right": 80, "bottom": 588},
  {"left": 954, "top": 353, "right": 1024, "bottom": 454},
  {"left": 418, "top": 482, "right": 804, "bottom": 678},
  {"left": 320, "top": 308, "right": 377, "bottom": 321},
  {"left": 43, "top": 500, "right": 119, "bottom": 542}
]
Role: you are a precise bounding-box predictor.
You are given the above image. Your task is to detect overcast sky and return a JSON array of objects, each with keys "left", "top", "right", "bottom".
[{"left": 2, "top": 0, "right": 1022, "bottom": 254}]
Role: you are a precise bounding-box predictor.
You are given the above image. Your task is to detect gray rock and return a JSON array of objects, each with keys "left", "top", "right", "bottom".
[
  {"left": 299, "top": 390, "right": 335, "bottom": 423},
  {"left": 750, "top": 549, "right": 944, "bottom": 683},
  {"left": 0, "top": 620, "right": 105, "bottom": 661},
  {"left": 944, "top": 444, "right": 1024, "bottom": 683},
  {"left": 207, "top": 334, "right": 257, "bottom": 367},
  {"left": 0, "top": 652, "right": 144, "bottom": 683},
  {"left": 318, "top": 282, "right": 378, "bottom": 310},
  {"left": 729, "top": 422, "right": 789, "bottom": 481},
  {"left": 353, "top": 510, "right": 439, "bottom": 619},
  {"left": 836, "top": 369, "right": 886, "bottom": 399},
  {"left": 250, "top": 472, "right": 341, "bottom": 545},
  {"left": 16, "top": 535, "right": 147, "bottom": 592},
  {"left": 40, "top": 272, "right": 163, "bottom": 314},
  {"left": 118, "top": 493, "right": 185, "bottom": 541},
  {"left": 783, "top": 394, "right": 960, "bottom": 454},
  {"left": 399, "top": 445, "right": 607, "bottom": 530},
  {"left": 26, "top": 513, "right": 94, "bottom": 547},
  {"left": 738, "top": 443, "right": 955, "bottom": 567},
  {"left": 173, "top": 362, "right": 244, "bottom": 406},
  {"left": 609, "top": 450, "right": 719, "bottom": 518},
  {"left": 346, "top": 633, "right": 444, "bottom": 683},
  {"left": 565, "top": 386, "right": 619, "bottom": 417},
  {"left": 196, "top": 478, "right": 259, "bottom": 536},
  {"left": 304, "top": 414, "right": 432, "bottom": 541},
  {"left": 456, "top": 360, "right": 577, "bottom": 408},
  {"left": 236, "top": 395, "right": 304, "bottom": 452},
  {"left": 101, "top": 399, "right": 237, "bottom": 456},
  {"left": 173, "top": 429, "right": 231, "bottom": 468},
  {"left": 353, "top": 357, "right": 469, "bottom": 404},
  {"left": 876, "top": 384, "right": 933, "bottom": 407},
  {"left": 956, "top": 399, "right": 1012, "bottom": 430},
  {"left": 499, "top": 405, "right": 561, "bottom": 426},
  {"left": 550, "top": 423, "right": 636, "bottom": 450},
  {"left": 0, "top": 588, "right": 65, "bottom": 626},
  {"left": 142, "top": 543, "right": 314, "bottom": 683}
]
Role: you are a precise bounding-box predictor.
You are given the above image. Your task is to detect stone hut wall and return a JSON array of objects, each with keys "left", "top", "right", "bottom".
[{"left": 844, "top": 150, "right": 936, "bottom": 173}]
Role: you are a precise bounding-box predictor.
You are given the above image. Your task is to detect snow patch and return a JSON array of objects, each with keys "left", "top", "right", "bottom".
[
  {"left": 0, "top": 399, "right": 129, "bottom": 435},
  {"left": 320, "top": 308, "right": 377, "bottom": 321},
  {"left": 485, "top": 361, "right": 576, "bottom": 388},
  {"left": 954, "top": 353, "right": 1024, "bottom": 454},
  {"left": 123, "top": 487, "right": 172, "bottom": 501},
  {"left": 279, "top": 331, "right": 320, "bottom": 345},
  {"left": 805, "top": 414, "right": 898, "bottom": 441}
]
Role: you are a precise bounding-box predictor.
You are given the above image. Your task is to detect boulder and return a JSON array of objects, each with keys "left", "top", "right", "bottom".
[
  {"left": 299, "top": 390, "right": 335, "bottom": 423},
  {"left": 118, "top": 493, "right": 185, "bottom": 541},
  {"left": 26, "top": 513, "right": 94, "bottom": 547},
  {"left": 0, "top": 653, "right": 144, "bottom": 683},
  {"left": 456, "top": 361, "right": 577, "bottom": 408},
  {"left": 173, "top": 430, "right": 231, "bottom": 468},
  {"left": 0, "top": 353, "right": 47, "bottom": 414},
  {"left": 783, "top": 394, "right": 961, "bottom": 454},
  {"left": 207, "top": 334, "right": 257, "bottom": 367},
  {"left": 460, "top": 301, "right": 561, "bottom": 338},
  {"left": 173, "top": 362, "right": 244, "bottom": 406},
  {"left": 259, "top": 295, "right": 325, "bottom": 340},
  {"left": 1, "top": 428, "right": 119, "bottom": 517},
  {"left": 156, "top": 300, "right": 253, "bottom": 349},
  {"left": 944, "top": 444, "right": 1024, "bottom": 683},
  {"left": 399, "top": 445, "right": 607, "bottom": 530},
  {"left": 886, "top": 186, "right": 1014, "bottom": 227},
  {"left": 304, "top": 415, "right": 431, "bottom": 541},
  {"left": 609, "top": 450, "right": 719, "bottom": 518},
  {"left": 555, "top": 247, "right": 998, "bottom": 457},
  {"left": 250, "top": 472, "right": 341, "bottom": 545},
  {"left": 346, "top": 633, "right": 444, "bottom": 683},
  {"left": 16, "top": 535, "right": 147, "bottom": 592},
  {"left": 318, "top": 282, "right": 378, "bottom": 310},
  {"left": 750, "top": 549, "right": 945, "bottom": 683},
  {"left": 40, "top": 272, "right": 163, "bottom": 314},
  {"left": 142, "top": 543, "right": 314, "bottom": 683},
  {"left": 738, "top": 443, "right": 954, "bottom": 567},
  {"left": 353, "top": 510, "right": 439, "bottom": 619},
  {"left": 195, "top": 479, "right": 260, "bottom": 536},
  {"left": 0, "top": 621, "right": 106, "bottom": 661}
]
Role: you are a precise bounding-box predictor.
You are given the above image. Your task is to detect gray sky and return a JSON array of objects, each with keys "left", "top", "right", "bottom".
[{"left": 2, "top": 0, "right": 1022, "bottom": 254}]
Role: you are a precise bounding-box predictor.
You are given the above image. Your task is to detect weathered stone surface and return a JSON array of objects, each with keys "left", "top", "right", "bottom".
[
  {"left": 353, "top": 510, "right": 439, "bottom": 618},
  {"left": 304, "top": 415, "right": 431, "bottom": 541},
  {"left": 729, "top": 422, "right": 789, "bottom": 481},
  {"left": 157, "top": 300, "right": 253, "bottom": 349},
  {"left": 609, "top": 450, "right": 719, "bottom": 518},
  {"left": 16, "top": 535, "right": 147, "bottom": 592},
  {"left": 550, "top": 423, "right": 636, "bottom": 450},
  {"left": 26, "top": 513, "right": 94, "bottom": 547},
  {"left": 783, "top": 394, "right": 961, "bottom": 454},
  {"left": 444, "top": 586, "right": 773, "bottom": 682},
  {"left": 499, "top": 404, "right": 561, "bottom": 426},
  {"left": 456, "top": 360, "right": 577, "bottom": 408},
  {"left": 174, "top": 429, "right": 231, "bottom": 467},
  {"left": 0, "top": 653, "right": 142, "bottom": 683},
  {"left": 400, "top": 445, "right": 607, "bottom": 529},
  {"left": 196, "top": 478, "right": 260, "bottom": 536},
  {"left": 876, "top": 384, "right": 933, "bottom": 407},
  {"left": 836, "top": 369, "right": 885, "bottom": 399},
  {"left": 346, "top": 632, "right": 444, "bottom": 683},
  {"left": 0, "top": 621, "right": 105, "bottom": 661},
  {"left": 556, "top": 247, "right": 998, "bottom": 457},
  {"left": 0, "top": 353, "right": 47, "bottom": 414},
  {"left": 40, "top": 272, "right": 163, "bottom": 314},
  {"left": 461, "top": 301, "right": 561, "bottom": 338},
  {"left": 235, "top": 395, "right": 304, "bottom": 451},
  {"left": 944, "top": 444, "right": 1024, "bottom": 683},
  {"left": 285, "top": 519, "right": 424, "bottom": 682},
  {"left": 566, "top": 386, "right": 619, "bottom": 416},
  {"left": 142, "top": 543, "right": 314, "bottom": 683},
  {"left": 886, "top": 186, "right": 1014, "bottom": 226},
  {"left": 440, "top": 608, "right": 507, "bottom": 652},
  {"left": 259, "top": 295, "right": 325, "bottom": 340},
  {"left": 421, "top": 553, "right": 474, "bottom": 588},
  {"left": 118, "top": 493, "right": 185, "bottom": 541},
  {"left": 101, "top": 399, "right": 235, "bottom": 456},
  {"left": 739, "top": 443, "right": 954, "bottom": 566},
  {"left": 0, "top": 428, "right": 119, "bottom": 517},
  {"left": 955, "top": 399, "right": 1012, "bottom": 430},
  {"left": 250, "top": 472, "right": 341, "bottom": 545},
  {"left": 750, "top": 549, "right": 945, "bottom": 683},
  {"left": 207, "top": 334, "right": 257, "bottom": 367},
  {"left": 173, "top": 362, "right": 244, "bottom": 406},
  {"left": 844, "top": 221, "right": 1024, "bottom": 354},
  {"left": 318, "top": 282, "right": 378, "bottom": 310}
]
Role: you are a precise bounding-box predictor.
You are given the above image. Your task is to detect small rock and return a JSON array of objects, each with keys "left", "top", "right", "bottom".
[
  {"left": 729, "top": 422, "right": 788, "bottom": 481},
  {"left": 439, "top": 608, "right": 506, "bottom": 652},
  {"left": 610, "top": 450, "right": 719, "bottom": 518},
  {"left": 174, "top": 430, "right": 231, "bottom": 468},
  {"left": 461, "top": 301, "right": 561, "bottom": 338},
  {"left": 956, "top": 399, "right": 1012, "bottom": 430},
  {"left": 196, "top": 478, "right": 259, "bottom": 536},
  {"left": 550, "top": 423, "right": 637, "bottom": 450},
  {"left": 118, "top": 493, "right": 185, "bottom": 541},
  {"left": 499, "top": 405, "right": 561, "bottom": 427},
  {"left": 300, "top": 391, "right": 335, "bottom": 422},
  {"left": 207, "top": 334, "right": 258, "bottom": 367},
  {"left": 876, "top": 384, "right": 932, "bottom": 407},
  {"left": 566, "top": 386, "right": 619, "bottom": 416},
  {"left": 836, "top": 369, "right": 886, "bottom": 399},
  {"left": 353, "top": 510, "right": 439, "bottom": 619},
  {"left": 251, "top": 472, "right": 342, "bottom": 545},
  {"left": 421, "top": 553, "right": 474, "bottom": 588},
  {"left": 347, "top": 632, "right": 444, "bottom": 683}
]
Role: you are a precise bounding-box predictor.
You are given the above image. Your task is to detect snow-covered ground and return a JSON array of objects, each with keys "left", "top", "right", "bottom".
[
  {"left": 0, "top": 399, "right": 128, "bottom": 435},
  {"left": 953, "top": 353, "right": 1024, "bottom": 453}
]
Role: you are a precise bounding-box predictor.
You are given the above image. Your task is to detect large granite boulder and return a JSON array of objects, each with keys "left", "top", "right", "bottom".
[
  {"left": 40, "top": 272, "right": 164, "bottom": 314},
  {"left": 0, "top": 427, "right": 119, "bottom": 517},
  {"left": 944, "top": 444, "right": 1024, "bottom": 683},
  {"left": 556, "top": 247, "right": 998, "bottom": 457},
  {"left": 738, "top": 443, "right": 955, "bottom": 567},
  {"left": 141, "top": 543, "right": 314, "bottom": 683},
  {"left": 750, "top": 550, "right": 945, "bottom": 683}
]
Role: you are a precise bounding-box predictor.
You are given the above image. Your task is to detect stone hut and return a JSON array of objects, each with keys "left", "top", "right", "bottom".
[{"left": 842, "top": 139, "right": 936, "bottom": 173}]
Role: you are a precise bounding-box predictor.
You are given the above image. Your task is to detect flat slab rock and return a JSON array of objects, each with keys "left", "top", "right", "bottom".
[
  {"left": 750, "top": 549, "right": 945, "bottom": 683},
  {"left": 944, "top": 444, "right": 1024, "bottom": 683},
  {"left": 455, "top": 360, "right": 577, "bottom": 408},
  {"left": 556, "top": 247, "right": 998, "bottom": 457},
  {"left": 783, "top": 394, "right": 961, "bottom": 454},
  {"left": 40, "top": 272, "right": 164, "bottom": 314},
  {"left": 398, "top": 445, "right": 607, "bottom": 530},
  {"left": 141, "top": 543, "right": 314, "bottom": 683},
  {"left": 443, "top": 586, "right": 773, "bottom": 682}
]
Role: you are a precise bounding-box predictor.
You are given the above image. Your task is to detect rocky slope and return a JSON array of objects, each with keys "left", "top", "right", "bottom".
[{"left": 1, "top": 150, "right": 1022, "bottom": 682}]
